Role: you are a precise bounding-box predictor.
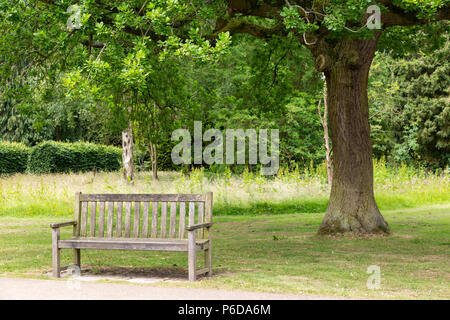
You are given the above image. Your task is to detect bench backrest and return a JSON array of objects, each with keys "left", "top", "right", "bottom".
[{"left": 73, "top": 193, "right": 213, "bottom": 240}]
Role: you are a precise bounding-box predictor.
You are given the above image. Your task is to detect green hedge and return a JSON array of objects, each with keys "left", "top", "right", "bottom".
[
  {"left": 0, "top": 142, "right": 31, "bottom": 174},
  {"left": 27, "top": 141, "right": 122, "bottom": 174}
]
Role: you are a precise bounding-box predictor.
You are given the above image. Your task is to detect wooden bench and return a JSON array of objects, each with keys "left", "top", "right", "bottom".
[{"left": 50, "top": 192, "right": 213, "bottom": 281}]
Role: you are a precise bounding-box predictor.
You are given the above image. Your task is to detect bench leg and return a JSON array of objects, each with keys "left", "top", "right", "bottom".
[
  {"left": 52, "top": 228, "right": 60, "bottom": 278},
  {"left": 188, "top": 231, "right": 196, "bottom": 281},
  {"left": 205, "top": 243, "right": 212, "bottom": 277},
  {"left": 74, "top": 249, "right": 81, "bottom": 267}
]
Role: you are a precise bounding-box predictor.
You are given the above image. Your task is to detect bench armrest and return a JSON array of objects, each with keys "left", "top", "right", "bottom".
[
  {"left": 50, "top": 221, "right": 77, "bottom": 229},
  {"left": 186, "top": 222, "right": 213, "bottom": 231}
]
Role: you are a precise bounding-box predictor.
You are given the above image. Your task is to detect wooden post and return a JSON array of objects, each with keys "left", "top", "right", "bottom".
[
  {"left": 188, "top": 230, "right": 196, "bottom": 281},
  {"left": 204, "top": 192, "right": 213, "bottom": 276},
  {"left": 73, "top": 192, "right": 81, "bottom": 267},
  {"left": 52, "top": 228, "right": 60, "bottom": 278}
]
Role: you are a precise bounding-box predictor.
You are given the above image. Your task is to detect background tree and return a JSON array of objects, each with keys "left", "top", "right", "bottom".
[{"left": 369, "top": 36, "right": 450, "bottom": 169}]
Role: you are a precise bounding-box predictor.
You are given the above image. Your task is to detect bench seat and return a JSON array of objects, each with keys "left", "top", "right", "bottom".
[{"left": 59, "top": 237, "right": 210, "bottom": 251}]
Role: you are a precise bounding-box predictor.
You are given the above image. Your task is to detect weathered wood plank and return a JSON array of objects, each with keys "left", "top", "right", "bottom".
[
  {"left": 90, "top": 201, "right": 97, "bottom": 237},
  {"left": 195, "top": 268, "right": 209, "bottom": 276},
  {"left": 142, "top": 202, "right": 149, "bottom": 238},
  {"left": 186, "top": 222, "right": 212, "bottom": 231},
  {"left": 204, "top": 192, "right": 213, "bottom": 239},
  {"left": 151, "top": 202, "right": 158, "bottom": 238},
  {"left": 81, "top": 202, "right": 88, "bottom": 237},
  {"left": 50, "top": 221, "right": 76, "bottom": 229},
  {"left": 197, "top": 202, "right": 204, "bottom": 239},
  {"left": 188, "top": 202, "right": 195, "bottom": 228},
  {"left": 169, "top": 202, "right": 177, "bottom": 238},
  {"left": 80, "top": 194, "right": 206, "bottom": 202},
  {"left": 58, "top": 238, "right": 209, "bottom": 251},
  {"left": 188, "top": 229, "right": 196, "bottom": 281},
  {"left": 178, "top": 202, "right": 186, "bottom": 239},
  {"left": 98, "top": 202, "right": 105, "bottom": 237},
  {"left": 188, "top": 201, "right": 197, "bottom": 281},
  {"left": 107, "top": 202, "right": 114, "bottom": 237},
  {"left": 116, "top": 202, "right": 123, "bottom": 237},
  {"left": 52, "top": 228, "right": 60, "bottom": 276},
  {"left": 52, "top": 228, "right": 60, "bottom": 278},
  {"left": 160, "top": 202, "right": 167, "bottom": 238},
  {"left": 124, "top": 202, "right": 132, "bottom": 238},
  {"left": 74, "top": 192, "right": 81, "bottom": 237},
  {"left": 204, "top": 192, "right": 213, "bottom": 276},
  {"left": 133, "top": 201, "right": 141, "bottom": 238}
]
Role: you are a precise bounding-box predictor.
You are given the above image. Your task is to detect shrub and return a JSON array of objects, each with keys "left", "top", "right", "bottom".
[
  {"left": 0, "top": 141, "right": 31, "bottom": 174},
  {"left": 27, "top": 141, "right": 122, "bottom": 174}
]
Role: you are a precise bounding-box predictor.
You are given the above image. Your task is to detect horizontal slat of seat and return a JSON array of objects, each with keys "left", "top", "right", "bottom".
[
  {"left": 80, "top": 194, "right": 206, "bottom": 202},
  {"left": 58, "top": 238, "right": 209, "bottom": 251}
]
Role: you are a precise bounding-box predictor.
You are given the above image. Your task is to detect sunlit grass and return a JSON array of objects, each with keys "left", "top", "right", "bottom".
[
  {"left": 0, "top": 206, "right": 448, "bottom": 299},
  {"left": 0, "top": 159, "right": 448, "bottom": 217},
  {"left": 0, "top": 160, "right": 448, "bottom": 298}
]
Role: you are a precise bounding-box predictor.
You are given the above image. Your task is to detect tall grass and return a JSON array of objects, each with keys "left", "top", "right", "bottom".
[{"left": 0, "top": 159, "right": 448, "bottom": 217}]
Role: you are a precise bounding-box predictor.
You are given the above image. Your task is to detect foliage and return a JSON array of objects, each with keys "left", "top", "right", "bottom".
[
  {"left": 0, "top": 142, "right": 30, "bottom": 175},
  {"left": 0, "top": 0, "right": 449, "bottom": 175},
  {"left": 369, "top": 36, "right": 450, "bottom": 168},
  {"left": 27, "top": 141, "right": 121, "bottom": 174}
]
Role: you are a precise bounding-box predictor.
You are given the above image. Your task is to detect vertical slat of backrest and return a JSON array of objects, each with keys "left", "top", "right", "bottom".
[
  {"left": 74, "top": 192, "right": 81, "bottom": 237},
  {"left": 169, "top": 202, "right": 177, "bottom": 238},
  {"left": 197, "top": 202, "right": 204, "bottom": 239},
  {"left": 107, "top": 202, "right": 114, "bottom": 237},
  {"left": 124, "top": 202, "right": 132, "bottom": 238},
  {"left": 188, "top": 202, "right": 195, "bottom": 234},
  {"left": 90, "top": 201, "right": 97, "bottom": 237},
  {"left": 204, "top": 192, "right": 213, "bottom": 241},
  {"left": 81, "top": 202, "right": 88, "bottom": 237},
  {"left": 178, "top": 202, "right": 186, "bottom": 239},
  {"left": 151, "top": 202, "right": 158, "bottom": 238},
  {"left": 133, "top": 201, "right": 141, "bottom": 238},
  {"left": 142, "top": 202, "right": 150, "bottom": 238},
  {"left": 160, "top": 202, "right": 167, "bottom": 238},
  {"left": 116, "top": 202, "right": 123, "bottom": 237},
  {"left": 98, "top": 202, "right": 105, "bottom": 237}
]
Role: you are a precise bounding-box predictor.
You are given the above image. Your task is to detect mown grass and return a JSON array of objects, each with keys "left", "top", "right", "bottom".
[
  {"left": 0, "top": 162, "right": 448, "bottom": 298},
  {"left": 0, "top": 205, "right": 448, "bottom": 299}
]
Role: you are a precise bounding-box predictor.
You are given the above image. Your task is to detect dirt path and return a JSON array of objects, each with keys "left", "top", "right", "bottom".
[{"left": 0, "top": 277, "right": 346, "bottom": 300}]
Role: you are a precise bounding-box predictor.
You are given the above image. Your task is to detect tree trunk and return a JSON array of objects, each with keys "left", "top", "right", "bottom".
[
  {"left": 318, "top": 78, "right": 333, "bottom": 186},
  {"left": 149, "top": 142, "right": 158, "bottom": 181},
  {"left": 122, "top": 127, "right": 134, "bottom": 182},
  {"left": 313, "top": 37, "right": 390, "bottom": 235}
]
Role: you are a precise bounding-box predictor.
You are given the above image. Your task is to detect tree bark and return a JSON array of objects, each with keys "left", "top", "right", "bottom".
[
  {"left": 149, "top": 142, "right": 159, "bottom": 181},
  {"left": 318, "top": 79, "right": 333, "bottom": 186},
  {"left": 122, "top": 127, "right": 134, "bottom": 182},
  {"left": 313, "top": 37, "right": 390, "bottom": 235}
]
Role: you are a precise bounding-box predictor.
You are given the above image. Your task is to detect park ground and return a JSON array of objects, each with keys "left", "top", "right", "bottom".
[{"left": 0, "top": 168, "right": 449, "bottom": 299}]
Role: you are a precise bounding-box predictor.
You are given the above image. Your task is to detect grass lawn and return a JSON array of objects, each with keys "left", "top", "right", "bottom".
[{"left": 1, "top": 205, "right": 449, "bottom": 299}]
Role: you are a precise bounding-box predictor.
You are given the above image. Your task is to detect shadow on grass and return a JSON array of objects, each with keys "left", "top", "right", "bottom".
[{"left": 71, "top": 266, "right": 228, "bottom": 281}]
